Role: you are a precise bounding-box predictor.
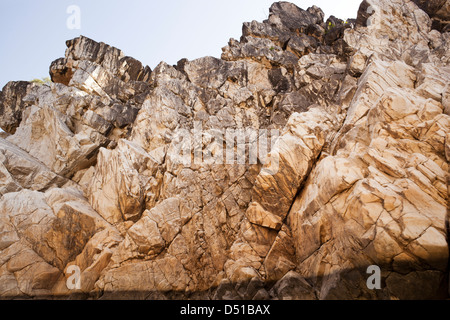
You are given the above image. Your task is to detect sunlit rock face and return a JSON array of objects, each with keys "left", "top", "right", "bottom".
[{"left": 0, "top": 0, "right": 449, "bottom": 300}]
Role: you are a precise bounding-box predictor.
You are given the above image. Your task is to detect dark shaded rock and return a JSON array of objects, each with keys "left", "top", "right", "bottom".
[
  {"left": 270, "top": 271, "right": 316, "bottom": 300},
  {"left": 212, "top": 279, "right": 241, "bottom": 300},
  {"left": 269, "top": 68, "right": 293, "bottom": 93},
  {"left": 0, "top": 81, "right": 33, "bottom": 134},
  {"left": 307, "top": 5, "right": 325, "bottom": 24},
  {"left": 49, "top": 58, "right": 73, "bottom": 86},
  {"left": 222, "top": 36, "right": 299, "bottom": 71},
  {"left": 118, "top": 56, "right": 144, "bottom": 82},
  {"left": 82, "top": 110, "right": 113, "bottom": 135},
  {"left": 111, "top": 103, "right": 140, "bottom": 128},
  {"left": 268, "top": 2, "right": 319, "bottom": 33},
  {"left": 242, "top": 20, "right": 290, "bottom": 44},
  {"left": 287, "top": 34, "right": 318, "bottom": 57},
  {"left": 65, "top": 36, "right": 109, "bottom": 64},
  {"left": 356, "top": 0, "right": 373, "bottom": 27},
  {"left": 278, "top": 91, "right": 311, "bottom": 114},
  {"left": 412, "top": 0, "right": 450, "bottom": 32},
  {"left": 412, "top": 0, "right": 447, "bottom": 16},
  {"left": 184, "top": 56, "right": 248, "bottom": 89},
  {"left": 244, "top": 277, "right": 267, "bottom": 300},
  {"left": 269, "top": 90, "right": 314, "bottom": 127},
  {"left": 324, "top": 16, "right": 346, "bottom": 46},
  {"left": 306, "top": 24, "right": 326, "bottom": 42},
  {"left": 174, "top": 58, "right": 189, "bottom": 78}
]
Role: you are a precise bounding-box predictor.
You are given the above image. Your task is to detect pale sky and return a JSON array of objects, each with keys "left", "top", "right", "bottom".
[{"left": 0, "top": 0, "right": 362, "bottom": 88}]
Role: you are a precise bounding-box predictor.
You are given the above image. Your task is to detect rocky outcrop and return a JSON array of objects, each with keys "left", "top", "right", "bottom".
[
  {"left": 411, "top": 0, "right": 450, "bottom": 32},
  {"left": 0, "top": 0, "right": 449, "bottom": 300},
  {"left": 0, "top": 81, "right": 34, "bottom": 134}
]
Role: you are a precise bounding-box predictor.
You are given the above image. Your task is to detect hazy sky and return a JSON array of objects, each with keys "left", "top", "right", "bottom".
[{"left": 0, "top": 0, "right": 362, "bottom": 88}]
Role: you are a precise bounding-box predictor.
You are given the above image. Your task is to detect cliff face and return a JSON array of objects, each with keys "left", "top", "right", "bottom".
[{"left": 0, "top": 0, "right": 449, "bottom": 300}]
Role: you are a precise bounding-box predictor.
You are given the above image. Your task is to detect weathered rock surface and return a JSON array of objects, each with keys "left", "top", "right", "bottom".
[
  {"left": 411, "top": 0, "right": 450, "bottom": 32},
  {"left": 0, "top": 0, "right": 449, "bottom": 300},
  {"left": 0, "top": 81, "right": 34, "bottom": 134}
]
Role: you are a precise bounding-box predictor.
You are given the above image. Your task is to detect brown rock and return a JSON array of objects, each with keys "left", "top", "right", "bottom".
[{"left": 0, "top": 0, "right": 448, "bottom": 300}]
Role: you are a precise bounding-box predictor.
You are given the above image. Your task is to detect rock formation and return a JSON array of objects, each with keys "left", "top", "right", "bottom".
[{"left": 0, "top": 0, "right": 449, "bottom": 300}]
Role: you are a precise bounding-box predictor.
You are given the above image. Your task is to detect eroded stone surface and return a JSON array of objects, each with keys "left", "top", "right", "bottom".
[{"left": 0, "top": 0, "right": 448, "bottom": 300}]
